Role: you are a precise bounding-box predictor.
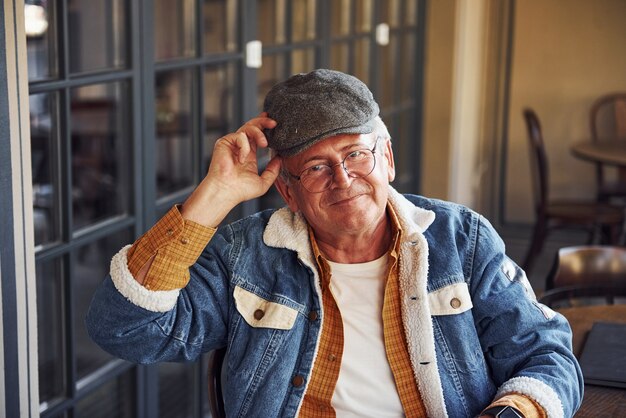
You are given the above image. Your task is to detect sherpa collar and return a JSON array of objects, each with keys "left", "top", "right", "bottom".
[{"left": 262, "top": 185, "right": 435, "bottom": 255}]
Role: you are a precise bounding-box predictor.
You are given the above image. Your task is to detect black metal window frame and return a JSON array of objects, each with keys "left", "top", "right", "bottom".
[{"left": 14, "top": 0, "right": 427, "bottom": 417}]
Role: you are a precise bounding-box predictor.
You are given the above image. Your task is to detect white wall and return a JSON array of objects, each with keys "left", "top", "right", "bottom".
[{"left": 506, "top": 0, "right": 626, "bottom": 223}]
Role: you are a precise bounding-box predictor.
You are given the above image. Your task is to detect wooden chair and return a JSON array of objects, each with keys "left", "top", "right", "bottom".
[
  {"left": 545, "top": 245, "right": 626, "bottom": 291},
  {"left": 539, "top": 283, "right": 626, "bottom": 308},
  {"left": 207, "top": 347, "right": 226, "bottom": 418},
  {"left": 590, "top": 93, "right": 626, "bottom": 201},
  {"left": 521, "top": 109, "right": 625, "bottom": 274}
]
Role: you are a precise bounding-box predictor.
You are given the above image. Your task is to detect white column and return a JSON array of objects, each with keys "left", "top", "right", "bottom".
[
  {"left": 1, "top": 0, "right": 39, "bottom": 416},
  {"left": 448, "top": 0, "right": 487, "bottom": 208}
]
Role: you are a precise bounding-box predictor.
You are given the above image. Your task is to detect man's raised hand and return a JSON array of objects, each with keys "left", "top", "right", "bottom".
[{"left": 180, "top": 114, "right": 282, "bottom": 227}]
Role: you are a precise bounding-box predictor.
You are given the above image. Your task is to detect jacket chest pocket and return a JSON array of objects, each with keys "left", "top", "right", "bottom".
[
  {"left": 429, "top": 282, "right": 484, "bottom": 373},
  {"left": 428, "top": 281, "right": 473, "bottom": 315},
  {"left": 233, "top": 285, "right": 298, "bottom": 330}
]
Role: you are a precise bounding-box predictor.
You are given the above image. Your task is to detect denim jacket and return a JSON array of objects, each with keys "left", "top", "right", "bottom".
[{"left": 86, "top": 187, "right": 583, "bottom": 417}]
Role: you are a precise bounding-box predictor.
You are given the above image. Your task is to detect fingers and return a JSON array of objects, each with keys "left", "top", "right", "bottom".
[
  {"left": 215, "top": 132, "right": 252, "bottom": 164},
  {"left": 259, "top": 156, "right": 282, "bottom": 188},
  {"left": 236, "top": 115, "right": 277, "bottom": 148},
  {"left": 213, "top": 115, "right": 277, "bottom": 165}
]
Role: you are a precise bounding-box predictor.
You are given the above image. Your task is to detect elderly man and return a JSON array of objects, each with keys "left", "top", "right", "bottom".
[{"left": 86, "top": 69, "right": 583, "bottom": 417}]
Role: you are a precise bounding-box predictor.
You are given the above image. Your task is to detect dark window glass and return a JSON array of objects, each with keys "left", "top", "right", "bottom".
[
  {"left": 331, "top": 0, "right": 351, "bottom": 37},
  {"left": 379, "top": 34, "right": 398, "bottom": 108},
  {"left": 155, "top": 69, "right": 195, "bottom": 198},
  {"left": 75, "top": 370, "right": 136, "bottom": 418},
  {"left": 406, "top": 0, "right": 418, "bottom": 25},
  {"left": 258, "top": 0, "right": 286, "bottom": 46},
  {"left": 258, "top": 54, "right": 288, "bottom": 210},
  {"left": 74, "top": 229, "right": 133, "bottom": 379},
  {"left": 291, "top": 48, "right": 316, "bottom": 75},
  {"left": 381, "top": 0, "right": 401, "bottom": 28},
  {"left": 355, "top": 0, "right": 373, "bottom": 33},
  {"left": 158, "top": 362, "right": 195, "bottom": 418},
  {"left": 68, "top": 0, "right": 127, "bottom": 73},
  {"left": 330, "top": 42, "right": 350, "bottom": 73},
  {"left": 70, "top": 82, "right": 131, "bottom": 231},
  {"left": 154, "top": 0, "right": 196, "bottom": 61},
  {"left": 203, "top": 64, "right": 237, "bottom": 173},
  {"left": 26, "top": 1, "right": 58, "bottom": 81},
  {"left": 396, "top": 111, "right": 413, "bottom": 191},
  {"left": 203, "top": 0, "right": 238, "bottom": 54},
  {"left": 400, "top": 33, "right": 416, "bottom": 102},
  {"left": 354, "top": 38, "right": 370, "bottom": 85},
  {"left": 37, "top": 258, "right": 66, "bottom": 405},
  {"left": 258, "top": 54, "right": 287, "bottom": 111},
  {"left": 30, "top": 92, "right": 60, "bottom": 247},
  {"left": 292, "top": 0, "right": 317, "bottom": 42}
]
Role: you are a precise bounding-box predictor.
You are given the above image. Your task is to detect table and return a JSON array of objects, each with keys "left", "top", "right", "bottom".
[
  {"left": 571, "top": 141, "right": 626, "bottom": 168},
  {"left": 558, "top": 304, "right": 626, "bottom": 417}
]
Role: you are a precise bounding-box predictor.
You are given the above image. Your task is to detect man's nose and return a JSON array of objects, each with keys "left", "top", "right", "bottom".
[{"left": 330, "top": 163, "right": 353, "bottom": 188}]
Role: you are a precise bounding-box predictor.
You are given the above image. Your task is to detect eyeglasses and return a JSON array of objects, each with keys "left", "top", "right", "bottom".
[{"left": 287, "top": 138, "right": 380, "bottom": 193}]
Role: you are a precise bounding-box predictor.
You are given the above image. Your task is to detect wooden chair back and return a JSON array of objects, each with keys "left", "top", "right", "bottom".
[
  {"left": 539, "top": 283, "right": 626, "bottom": 308},
  {"left": 546, "top": 245, "right": 626, "bottom": 291},
  {"left": 207, "top": 347, "right": 226, "bottom": 418},
  {"left": 523, "top": 108, "right": 550, "bottom": 216},
  {"left": 590, "top": 93, "right": 626, "bottom": 143}
]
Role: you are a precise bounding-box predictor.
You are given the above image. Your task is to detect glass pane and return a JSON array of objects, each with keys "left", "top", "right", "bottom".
[
  {"left": 156, "top": 69, "right": 195, "bottom": 198},
  {"left": 203, "top": 0, "right": 238, "bottom": 54},
  {"left": 26, "top": 1, "right": 58, "bottom": 81},
  {"left": 353, "top": 38, "right": 370, "bottom": 86},
  {"left": 400, "top": 33, "right": 416, "bottom": 102},
  {"left": 68, "top": 0, "right": 127, "bottom": 73},
  {"left": 331, "top": 0, "right": 351, "bottom": 37},
  {"left": 355, "top": 0, "right": 372, "bottom": 33},
  {"left": 257, "top": 54, "right": 288, "bottom": 211},
  {"left": 258, "top": 54, "right": 286, "bottom": 111},
  {"left": 396, "top": 111, "right": 413, "bottom": 191},
  {"left": 155, "top": 0, "right": 196, "bottom": 60},
  {"left": 74, "top": 230, "right": 133, "bottom": 379},
  {"left": 203, "top": 64, "right": 237, "bottom": 173},
  {"left": 292, "top": 0, "right": 316, "bottom": 42},
  {"left": 258, "top": 0, "right": 286, "bottom": 46},
  {"left": 37, "top": 258, "right": 66, "bottom": 405},
  {"left": 75, "top": 370, "right": 136, "bottom": 418},
  {"left": 291, "top": 48, "right": 316, "bottom": 75},
  {"left": 70, "top": 82, "right": 131, "bottom": 230},
  {"left": 381, "top": 0, "right": 401, "bottom": 28},
  {"left": 379, "top": 35, "right": 398, "bottom": 108},
  {"left": 31, "top": 92, "right": 60, "bottom": 247},
  {"left": 330, "top": 42, "right": 349, "bottom": 74},
  {"left": 406, "top": 0, "right": 418, "bottom": 25},
  {"left": 159, "top": 362, "right": 196, "bottom": 418}
]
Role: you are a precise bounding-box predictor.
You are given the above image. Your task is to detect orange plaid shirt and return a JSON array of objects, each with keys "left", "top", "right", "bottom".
[
  {"left": 299, "top": 207, "right": 426, "bottom": 417},
  {"left": 127, "top": 205, "right": 546, "bottom": 418}
]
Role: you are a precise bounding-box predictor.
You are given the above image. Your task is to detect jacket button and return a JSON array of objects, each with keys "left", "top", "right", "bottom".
[
  {"left": 253, "top": 309, "right": 265, "bottom": 320},
  {"left": 292, "top": 375, "right": 305, "bottom": 387},
  {"left": 180, "top": 237, "right": 189, "bottom": 244},
  {"left": 450, "top": 297, "right": 461, "bottom": 309},
  {"left": 308, "top": 311, "right": 318, "bottom": 321},
  {"left": 166, "top": 228, "right": 174, "bottom": 236}
]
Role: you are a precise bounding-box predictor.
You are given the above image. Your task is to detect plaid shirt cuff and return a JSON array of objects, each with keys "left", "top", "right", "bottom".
[
  {"left": 484, "top": 393, "right": 547, "bottom": 417},
  {"left": 127, "top": 205, "right": 216, "bottom": 291}
]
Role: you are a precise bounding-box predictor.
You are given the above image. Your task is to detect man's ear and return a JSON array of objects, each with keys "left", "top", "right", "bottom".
[
  {"left": 383, "top": 138, "right": 396, "bottom": 182},
  {"left": 274, "top": 176, "right": 300, "bottom": 213}
]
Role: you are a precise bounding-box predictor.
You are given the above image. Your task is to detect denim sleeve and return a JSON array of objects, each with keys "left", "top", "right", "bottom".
[
  {"left": 468, "top": 216, "right": 584, "bottom": 418},
  {"left": 85, "top": 226, "right": 234, "bottom": 364}
]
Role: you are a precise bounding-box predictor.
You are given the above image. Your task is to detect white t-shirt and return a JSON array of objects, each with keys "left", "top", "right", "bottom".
[{"left": 327, "top": 255, "right": 405, "bottom": 417}]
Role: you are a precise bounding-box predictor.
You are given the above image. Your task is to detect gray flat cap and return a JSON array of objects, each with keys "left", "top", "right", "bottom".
[{"left": 263, "top": 69, "right": 379, "bottom": 156}]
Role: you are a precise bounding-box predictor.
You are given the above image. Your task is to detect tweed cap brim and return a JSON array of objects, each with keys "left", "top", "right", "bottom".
[{"left": 262, "top": 69, "right": 380, "bottom": 157}]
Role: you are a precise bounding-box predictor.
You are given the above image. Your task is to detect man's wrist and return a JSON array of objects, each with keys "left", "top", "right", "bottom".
[{"left": 481, "top": 405, "right": 524, "bottom": 418}]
